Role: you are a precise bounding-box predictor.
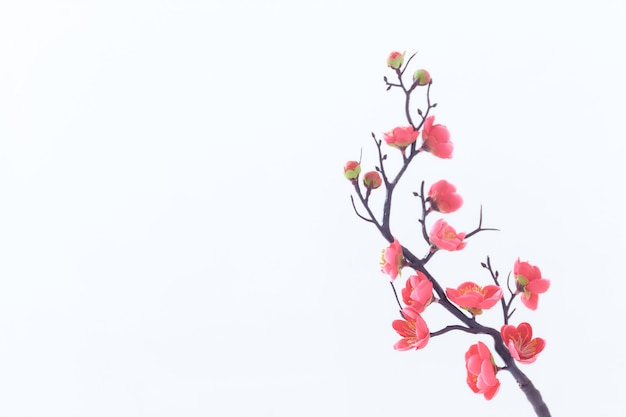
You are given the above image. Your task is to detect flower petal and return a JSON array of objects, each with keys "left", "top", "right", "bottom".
[{"left": 526, "top": 279, "right": 550, "bottom": 294}]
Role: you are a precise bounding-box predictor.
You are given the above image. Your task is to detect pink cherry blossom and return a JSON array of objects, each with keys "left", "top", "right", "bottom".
[
  {"left": 383, "top": 126, "right": 420, "bottom": 152},
  {"left": 401, "top": 272, "right": 433, "bottom": 313},
  {"left": 428, "top": 180, "right": 463, "bottom": 213},
  {"left": 446, "top": 282, "right": 503, "bottom": 315},
  {"left": 392, "top": 307, "right": 430, "bottom": 351},
  {"left": 514, "top": 258, "right": 550, "bottom": 310},
  {"left": 465, "top": 341, "right": 500, "bottom": 400},
  {"left": 380, "top": 239, "right": 403, "bottom": 281},
  {"left": 501, "top": 322, "right": 546, "bottom": 364},
  {"left": 421, "top": 115, "right": 453, "bottom": 158},
  {"left": 429, "top": 218, "right": 466, "bottom": 251}
]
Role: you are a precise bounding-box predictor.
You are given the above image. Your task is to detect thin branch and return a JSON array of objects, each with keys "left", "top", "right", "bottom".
[
  {"left": 430, "top": 324, "right": 480, "bottom": 337},
  {"left": 421, "top": 246, "right": 436, "bottom": 264},
  {"left": 352, "top": 183, "right": 383, "bottom": 232},
  {"left": 350, "top": 195, "right": 375, "bottom": 223},
  {"left": 400, "top": 52, "right": 418, "bottom": 77},
  {"left": 372, "top": 133, "right": 390, "bottom": 186},
  {"left": 414, "top": 181, "right": 431, "bottom": 244},
  {"left": 465, "top": 206, "right": 500, "bottom": 239},
  {"left": 482, "top": 256, "right": 510, "bottom": 325},
  {"left": 389, "top": 281, "right": 405, "bottom": 317},
  {"left": 506, "top": 271, "right": 515, "bottom": 296}
]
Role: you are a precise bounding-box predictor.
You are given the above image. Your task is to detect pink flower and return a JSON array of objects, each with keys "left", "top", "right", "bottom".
[
  {"left": 500, "top": 322, "right": 546, "bottom": 364},
  {"left": 421, "top": 115, "right": 453, "bottom": 158},
  {"left": 446, "top": 282, "right": 503, "bottom": 315},
  {"left": 465, "top": 341, "right": 500, "bottom": 400},
  {"left": 514, "top": 258, "right": 550, "bottom": 310},
  {"left": 383, "top": 126, "right": 420, "bottom": 152},
  {"left": 392, "top": 307, "right": 430, "bottom": 351},
  {"left": 429, "top": 218, "right": 466, "bottom": 251},
  {"left": 343, "top": 160, "right": 361, "bottom": 180},
  {"left": 363, "top": 171, "right": 382, "bottom": 189},
  {"left": 428, "top": 180, "right": 463, "bottom": 213},
  {"left": 401, "top": 272, "right": 433, "bottom": 313},
  {"left": 386, "top": 51, "right": 405, "bottom": 69},
  {"left": 380, "top": 239, "right": 403, "bottom": 281}
]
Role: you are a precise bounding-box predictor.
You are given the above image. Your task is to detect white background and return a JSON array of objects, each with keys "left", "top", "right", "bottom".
[{"left": 1, "top": 1, "right": 625, "bottom": 416}]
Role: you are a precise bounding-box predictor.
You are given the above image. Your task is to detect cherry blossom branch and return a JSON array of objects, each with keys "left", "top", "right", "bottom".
[
  {"left": 464, "top": 206, "right": 499, "bottom": 239},
  {"left": 384, "top": 56, "right": 436, "bottom": 157},
  {"left": 414, "top": 181, "right": 431, "bottom": 244},
  {"left": 400, "top": 52, "right": 418, "bottom": 78},
  {"left": 380, "top": 152, "right": 418, "bottom": 241},
  {"left": 411, "top": 82, "right": 436, "bottom": 155},
  {"left": 482, "top": 257, "right": 517, "bottom": 324},
  {"left": 399, "top": 202, "right": 551, "bottom": 417},
  {"left": 345, "top": 51, "right": 551, "bottom": 417},
  {"left": 421, "top": 208, "right": 498, "bottom": 265},
  {"left": 350, "top": 195, "right": 376, "bottom": 224},
  {"left": 351, "top": 182, "right": 383, "bottom": 231},
  {"left": 410, "top": 248, "right": 550, "bottom": 416},
  {"left": 371, "top": 134, "right": 390, "bottom": 186},
  {"left": 384, "top": 53, "right": 418, "bottom": 129}
]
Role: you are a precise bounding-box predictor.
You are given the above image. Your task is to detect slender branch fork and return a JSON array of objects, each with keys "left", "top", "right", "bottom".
[{"left": 349, "top": 54, "right": 551, "bottom": 417}]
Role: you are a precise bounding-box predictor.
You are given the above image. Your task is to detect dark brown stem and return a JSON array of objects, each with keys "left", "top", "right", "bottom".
[
  {"left": 504, "top": 365, "right": 552, "bottom": 417},
  {"left": 389, "top": 281, "right": 404, "bottom": 317},
  {"left": 415, "top": 181, "right": 431, "bottom": 244},
  {"left": 430, "top": 324, "right": 478, "bottom": 337},
  {"left": 482, "top": 257, "right": 509, "bottom": 325}
]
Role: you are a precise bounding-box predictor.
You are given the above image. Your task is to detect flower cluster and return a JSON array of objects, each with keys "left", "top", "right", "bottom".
[
  {"left": 382, "top": 117, "right": 452, "bottom": 159},
  {"left": 463, "top": 321, "right": 546, "bottom": 400},
  {"left": 344, "top": 51, "right": 552, "bottom": 410},
  {"left": 457, "top": 259, "right": 548, "bottom": 399}
]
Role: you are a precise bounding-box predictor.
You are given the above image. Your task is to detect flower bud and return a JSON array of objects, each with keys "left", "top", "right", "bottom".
[
  {"left": 386, "top": 51, "right": 405, "bottom": 70},
  {"left": 412, "top": 69, "right": 431, "bottom": 86},
  {"left": 343, "top": 160, "right": 361, "bottom": 180},
  {"left": 363, "top": 171, "right": 382, "bottom": 189}
]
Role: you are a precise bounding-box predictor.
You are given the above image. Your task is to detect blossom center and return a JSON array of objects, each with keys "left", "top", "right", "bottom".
[
  {"left": 444, "top": 229, "right": 456, "bottom": 239},
  {"left": 460, "top": 284, "right": 483, "bottom": 295}
]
